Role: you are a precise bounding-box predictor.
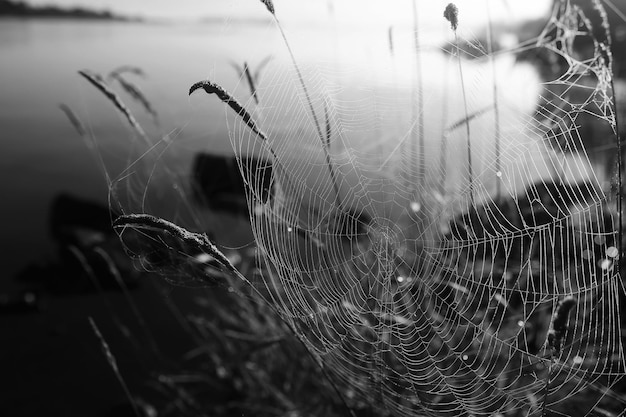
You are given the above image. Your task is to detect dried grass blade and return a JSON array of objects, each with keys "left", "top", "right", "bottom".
[
  {"left": 88, "top": 317, "right": 141, "bottom": 417},
  {"left": 230, "top": 61, "right": 244, "bottom": 77},
  {"left": 547, "top": 296, "right": 577, "bottom": 355},
  {"left": 189, "top": 80, "right": 268, "bottom": 141},
  {"left": 324, "top": 103, "right": 332, "bottom": 149},
  {"left": 254, "top": 55, "right": 273, "bottom": 81},
  {"left": 243, "top": 62, "right": 259, "bottom": 105},
  {"left": 108, "top": 65, "right": 146, "bottom": 79},
  {"left": 445, "top": 104, "right": 494, "bottom": 133},
  {"left": 59, "top": 103, "right": 87, "bottom": 138},
  {"left": 111, "top": 73, "right": 159, "bottom": 121},
  {"left": 78, "top": 70, "right": 146, "bottom": 139},
  {"left": 260, "top": 0, "right": 275, "bottom": 15},
  {"left": 93, "top": 247, "right": 163, "bottom": 361},
  {"left": 113, "top": 213, "right": 242, "bottom": 278}
]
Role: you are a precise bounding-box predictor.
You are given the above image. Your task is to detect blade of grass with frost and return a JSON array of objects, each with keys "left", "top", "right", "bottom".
[
  {"left": 78, "top": 70, "right": 147, "bottom": 140},
  {"left": 59, "top": 103, "right": 87, "bottom": 138},
  {"left": 444, "top": 3, "right": 474, "bottom": 206},
  {"left": 114, "top": 213, "right": 243, "bottom": 280},
  {"left": 110, "top": 73, "right": 159, "bottom": 122},
  {"left": 189, "top": 79, "right": 285, "bottom": 190},
  {"left": 190, "top": 79, "right": 310, "bottom": 210},
  {"left": 89, "top": 317, "right": 141, "bottom": 417},
  {"left": 113, "top": 214, "right": 326, "bottom": 311},
  {"left": 190, "top": 80, "right": 268, "bottom": 142}
]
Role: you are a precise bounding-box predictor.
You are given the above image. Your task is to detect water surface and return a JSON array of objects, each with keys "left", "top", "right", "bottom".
[{"left": 0, "top": 17, "right": 548, "bottom": 283}]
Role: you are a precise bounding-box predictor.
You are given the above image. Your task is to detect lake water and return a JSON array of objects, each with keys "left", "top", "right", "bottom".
[
  {"left": 0, "top": 18, "right": 271, "bottom": 281},
  {"left": 0, "top": 16, "right": 587, "bottom": 284}
]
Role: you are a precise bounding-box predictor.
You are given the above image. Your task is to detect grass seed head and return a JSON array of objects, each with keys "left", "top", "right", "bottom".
[
  {"left": 547, "top": 296, "right": 577, "bottom": 355},
  {"left": 260, "top": 0, "right": 275, "bottom": 15},
  {"left": 78, "top": 69, "right": 147, "bottom": 139},
  {"left": 59, "top": 103, "right": 87, "bottom": 138},
  {"left": 189, "top": 80, "right": 268, "bottom": 141},
  {"left": 444, "top": 3, "right": 459, "bottom": 31}
]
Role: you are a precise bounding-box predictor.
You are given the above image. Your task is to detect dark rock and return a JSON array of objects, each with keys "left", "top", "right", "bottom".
[{"left": 190, "top": 153, "right": 273, "bottom": 215}]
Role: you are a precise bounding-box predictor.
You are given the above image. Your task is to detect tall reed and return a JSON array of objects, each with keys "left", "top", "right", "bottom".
[
  {"left": 78, "top": 70, "right": 148, "bottom": 141},
  {"left": 412, "top": 0, "right": 425, "bottom": 201},
  {"left": 444, "top": 3, "right": 474, "bottom": 206},
  {"left": 485, "top": 0, "right": 502, "bottom": 200}
]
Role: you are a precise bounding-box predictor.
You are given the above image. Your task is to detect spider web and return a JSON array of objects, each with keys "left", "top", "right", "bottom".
[
  {"left": 109, "top": 1, "right": 625, "bottom": 416},
  {"left": 216, "top": 2, "right": 626, "bottom": 416}
]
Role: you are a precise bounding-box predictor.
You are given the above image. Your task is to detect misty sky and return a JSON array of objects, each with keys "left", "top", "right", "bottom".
[{"left": 24, "top": 0, "right": 551, "bottom": 24}]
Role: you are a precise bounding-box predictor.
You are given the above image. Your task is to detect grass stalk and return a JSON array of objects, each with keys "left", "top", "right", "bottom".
[
  {"left": 67, "top": 245, "right": 143, "bottom": 353},
  {"left": 94, "top": 247, "right": 164, "bottom": 362},
  {"left": 189, "top": 78, "right": 319, "bottom": 222},
  {"left": 485, "top": 0, "right": 502, "bottom": 200},
  {"left": 412, "top": 0, "right": 425, "bottom": 199},
  {"left": 266, "top": 8, "right": 344, "bottom": 212},
  {"left": 78, "top": 70, "right": 148, "bottom": 141},
  {"left": 231, "top": 60, "right": 265, "bottom": 105},
  {"left": 109, "top": 71, "right": 159, "bottom": 122},
  {"left": 439, "top": 53, "right": 451, "bottom": 197},
  {"left": 108, "top": 65, "right": 146, "bottom": 79},
  {"left": 541, "top": 296, "right": 576, "bottom": 416},
  {"left": 243, "top": 63, "right": 259, "bottom": 105},
  {"left": 593, "top": 0, "right": 623, "bottom": 268},
  {"left": 444, "top": 3, "right": 474, "bottom": 206},
  {"left": 89, "top": 317, "right": 141, "bottom": 417},
  {"left": 59, "top": 103, "right": 87, "bottom": 138},
  {"left": 190, "top": 81, "right": 269, "bottom": 142}
]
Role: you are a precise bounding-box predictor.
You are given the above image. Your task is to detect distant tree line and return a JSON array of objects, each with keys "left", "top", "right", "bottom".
[{"left": 0, "top": 0, "right": 139, "bottom": 21}]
